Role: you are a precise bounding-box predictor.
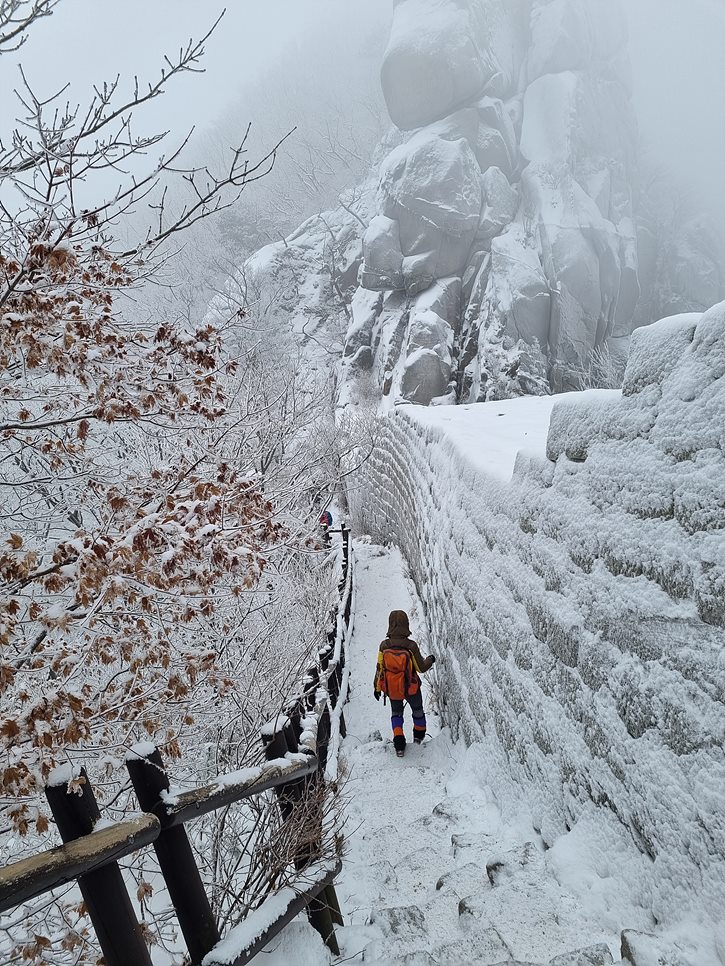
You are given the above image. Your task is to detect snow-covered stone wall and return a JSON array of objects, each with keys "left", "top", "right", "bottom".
[{"left": 349, "top": 304, "right": 725, "bottom": 923}]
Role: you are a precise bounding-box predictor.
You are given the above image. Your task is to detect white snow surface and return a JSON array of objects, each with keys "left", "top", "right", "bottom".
[
  {"left": 45, "top": 762, "right": 82, "bottom": 788},
  {"left": 125, "top": 741, "right": 158, "bottom": 761},
  {"left": 239, "top": 921, "right": 331, "bottom": 966},
  {"left": 347, "top": 306, "right": 725, "bottom": 957},
  {"left": 405, "top": 389, "right": 619, "bottom": 481}
]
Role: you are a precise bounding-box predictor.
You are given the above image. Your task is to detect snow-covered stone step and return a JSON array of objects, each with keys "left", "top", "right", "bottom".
[
  {"left": 364, "top": 941, "right": 617, "bottom": 966},
  {"left": 435, "top": 859, "right": 491, "bottom": 896},
  {"left": 545, "top": 946, "right": 614, "bottom": 965},
  {"left": 432, "top": 925, "right": 512, "bottom": 964},
  {"left": 484, "top": 841, "right": 545, "bottom": 886},
  {"left": 366, "top": 954, "right": 438, "bottom": 966},
  {"left": 619, "top": 928, "right": 698, "bottom": 966},
  {"left": 486, "top": 944, "right": 615, "bottom": 965},
  {"left": 450, "top": 829, "right": 498, "bottom": 860},
  {"left": 362, "top": 950, "right": 622, "bottom": 966},
  {"left": 367, "top": 904, "right": 427, "bottom": 950}
]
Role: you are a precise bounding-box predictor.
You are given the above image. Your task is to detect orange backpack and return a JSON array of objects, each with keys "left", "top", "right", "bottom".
[{"left": 380, "top": 647, "right": 419, "bottom": 701}]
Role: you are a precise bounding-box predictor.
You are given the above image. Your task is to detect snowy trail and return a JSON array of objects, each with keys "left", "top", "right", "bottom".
[{"left": 333, "top": 541, "right": 629, "bottom": 966}]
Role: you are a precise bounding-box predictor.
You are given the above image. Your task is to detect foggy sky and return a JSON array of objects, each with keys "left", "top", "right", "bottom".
[
  {"left": 1, "top": 0, "right": 723, "bottom": 232},
  {"left": 0, "top": 1, "right": 391, "bottom": 145},
  {"left": 625, "top": 0, "right": 725, "bottom": 227}
]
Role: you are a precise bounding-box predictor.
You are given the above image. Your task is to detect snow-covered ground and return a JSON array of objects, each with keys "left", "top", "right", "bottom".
[
  {"left": 406, "top": 390, "right": 619, "bottom": 481},
  {"left": 259, "top": 542, "right": 722, "bottom": 964}
]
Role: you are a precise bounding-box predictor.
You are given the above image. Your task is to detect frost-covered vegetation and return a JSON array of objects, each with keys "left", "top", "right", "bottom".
[
  {"left": 0, "top": 3, "right": 370, "bottom": 961},
  {"left": 135, "top": 15, "right": 390, "bottom": 336}
]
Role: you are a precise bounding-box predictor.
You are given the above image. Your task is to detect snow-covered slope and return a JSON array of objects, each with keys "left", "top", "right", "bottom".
[{"left": 348, "top": 303, "right": 725, "bottom": 931}]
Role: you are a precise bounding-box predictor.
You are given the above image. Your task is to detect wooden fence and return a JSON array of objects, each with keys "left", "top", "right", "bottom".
[{"left": 0, "top": 525, "right": 354, "bottom": 966}]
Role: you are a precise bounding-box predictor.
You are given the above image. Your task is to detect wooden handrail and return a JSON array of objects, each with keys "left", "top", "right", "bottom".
[
  {"left": 157, "top": 754, "right": 319, "bottom": 828},
  {"left": 0, "top": 814, "right": 160, "bottom": 913}
]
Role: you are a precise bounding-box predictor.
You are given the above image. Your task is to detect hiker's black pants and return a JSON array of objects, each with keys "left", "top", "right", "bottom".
[{"left": 390, "top": 689, "right": 426, "bottom": 743}]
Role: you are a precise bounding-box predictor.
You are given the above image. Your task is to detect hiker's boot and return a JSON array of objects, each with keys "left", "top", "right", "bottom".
[
  {"left": 393, "top": 734, "right": 406, "bottom": 757},
  {"left": 413, "top": 714, "right": 427, "bottom": 744}
]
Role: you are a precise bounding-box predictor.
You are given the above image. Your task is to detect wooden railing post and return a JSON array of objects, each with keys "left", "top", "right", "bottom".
[
  {"left": 337, "top": 524, "right": 349, "bottom": 596},
  {"left": 304, "top": 665, "right": 320, "bottom": 711},
  {"left": 45, "top": 769, "right": 153, "bottom": 966},
  {"left": 282, "top": 717, "right": 299, "bottom": 755},
  {"left": 261, "top": 727, "right": 309, "bottom": 822},
  {"left": 328, "top": 660, "right": 340, "bottom": 707},
  {"left": 285, "top": 697, "right": 304, "bottom": 744},
  {"left": 261, "top": 723, "right": 340, "bottom": 956},
  {"left": 325, "top": 883, "right": 344, "bottom": 926},
  {"left": 341, "top": 524, "right": 350, "bottom": 573},
  {"left": 316, "top": 704, "right": 332, "bottom": 776},
  {"left": 334, "top": 658, "right": 347, "bottom": 738},
  {"left": 126, "top": 748, "right": 220, "bottom": 965},
  {"left": 344, "top": 575, "right": 352, "bottom": 627},
  {"left": 307, "top": 891, "right": 340, "bottom": 956}
]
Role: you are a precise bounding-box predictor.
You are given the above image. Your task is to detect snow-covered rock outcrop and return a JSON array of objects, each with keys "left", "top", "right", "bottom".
[
  {"left": 344, "top": 0, "right": 641, "bottom": 405},
  {"left": 348, "top": 303, "right": 725, "bottom": 926},
  {"left": 205, "top": 180, "right": 376, "bottom": 369},
  {"left": 235, "top": 0, "right": 722, "bottom": 409}
]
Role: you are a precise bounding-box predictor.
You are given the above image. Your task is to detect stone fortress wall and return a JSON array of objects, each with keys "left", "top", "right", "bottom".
[{"left": 349, "top": 303, "right": 725, "bottom": 922}]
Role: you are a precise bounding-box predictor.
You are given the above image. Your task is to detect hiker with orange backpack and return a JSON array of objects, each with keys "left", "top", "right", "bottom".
[{"left": 373, "top": 610, "right": 436, "bottom": 757}]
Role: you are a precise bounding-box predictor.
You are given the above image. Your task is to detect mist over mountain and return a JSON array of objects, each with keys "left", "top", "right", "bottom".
[
  {"left": 626, "top": 0, "right": 725, "bottom": 231},
  {"left": 233, "top": 0, "right": 724, "bottom": 410}
]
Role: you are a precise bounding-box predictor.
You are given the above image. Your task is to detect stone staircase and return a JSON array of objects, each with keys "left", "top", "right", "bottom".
[
  {"left": 338, "top": 792, "right": 628, "bottom": 964},
  {"left": 333, "top": 545, "right": 697, "bottom": 966},
  {"left": 337, "top": 773, "right": 669, "bottom": 965}
]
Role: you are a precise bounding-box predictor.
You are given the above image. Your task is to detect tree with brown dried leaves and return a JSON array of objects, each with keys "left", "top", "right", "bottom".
[{"left": 0, "top": 4, "right": 357, "bottom": 963}]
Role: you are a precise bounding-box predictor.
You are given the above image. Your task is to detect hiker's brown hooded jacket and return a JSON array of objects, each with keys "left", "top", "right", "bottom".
[{"left": 373, "top": 610, "right": 434, "bottom": 692}]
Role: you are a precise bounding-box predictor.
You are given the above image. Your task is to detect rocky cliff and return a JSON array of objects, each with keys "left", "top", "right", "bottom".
[
  {"left": 351, "top": 0, "right": 640, "bottom": 405},
  {"left": 237, "top": 0, "right": 721, "bottom": 408}
]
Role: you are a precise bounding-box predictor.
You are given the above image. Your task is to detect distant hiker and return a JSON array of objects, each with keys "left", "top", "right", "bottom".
[
  {"left": 373, "top": 609, "right": 435, "bottom": 757},
  {"left": 319, "top": 509, "right": 333, "bottom": 547}
]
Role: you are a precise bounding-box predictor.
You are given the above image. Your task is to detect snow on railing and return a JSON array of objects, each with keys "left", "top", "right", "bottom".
[{"left": 202, "top": 860, "right": 342, "bottom": 966}]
